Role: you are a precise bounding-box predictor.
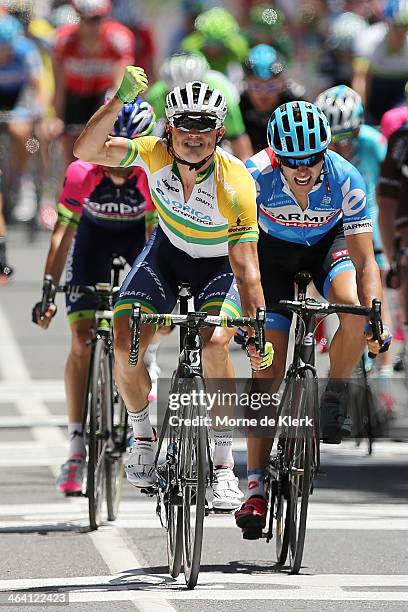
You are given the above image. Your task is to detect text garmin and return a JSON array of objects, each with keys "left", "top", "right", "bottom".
[{"left": 261, "top": 208, "right": 339, "bottom": 226}]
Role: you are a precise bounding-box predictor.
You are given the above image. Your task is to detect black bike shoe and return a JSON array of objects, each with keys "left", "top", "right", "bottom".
[{"left": 320, "top": 383, "right": 352, "bottom": 444}]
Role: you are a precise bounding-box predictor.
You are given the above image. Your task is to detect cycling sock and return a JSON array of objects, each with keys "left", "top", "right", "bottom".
[
  {"left": 403, "top": 324, "right": 408, "bottom": 347},
  {"left": 213, "top": 429, "right": 234, "bottom": 468},
  {"left": 128, "top": 405, "right": 154, "bottom": 440},
  {"left": 68, "top": 422, "right": 86, "bottom": 458},
  {"left": 377, "top": 365, "right": 393, "bottom": 378},
  {"left": 144, "top": 342, "right": 160, "bottom": 369},
  {"left": 246, "top": 469, "right": 265, "bottom": 499}
]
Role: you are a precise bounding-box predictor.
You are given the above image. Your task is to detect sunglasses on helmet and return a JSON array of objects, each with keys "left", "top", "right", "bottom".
[
  {"left": 171, "top": 114, "right": 218, "bottom": 132},
  {"left": 277, "top": 151, "right": 326, "bottom": 169}
]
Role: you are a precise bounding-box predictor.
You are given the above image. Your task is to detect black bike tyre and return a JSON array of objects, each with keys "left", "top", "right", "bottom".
[
  {"left": 106, "top": 394, "right": 127, "bottom": 522},
  {"left": 180, "top": 376, "right": 207, "bottom": 589},
  {"left": 275, "top": 480, "right": 291, "bottom": 565},
  {"left": 87, "top": 337, "right": 109, "bottom": 530},
  {"left": 274, "top": 379, "right": 295, "bottom": 565},
  {"left": 288, "top": 375, "right": 314, "bottom": 574},
  {"left": 166, "top": 372, "right": 184, "bottom": 578}
]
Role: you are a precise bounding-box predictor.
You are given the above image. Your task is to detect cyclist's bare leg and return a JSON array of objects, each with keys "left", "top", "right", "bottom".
[
  {"left": 114, "top": 314, "right": 159, "bottom": 487},
  {"left": 113, "top": 314, "right": 156, "bottom": 413},
  {"left": 247, "top": 328, "right": 288, "bottom": 473},
  {"left": 202, "top": 325, "right": 235, "bottom": 378},
  {"left": 202, "top": 326, "right": 235, "bottom": 466},
  {"left": 8, "top": 120, "right": 32, "bottom": 177},
  {"left": 65, "top": 319, "right": 94, "bottom": 423},
  {"left": 327, "top": 270, "right": 365, "bottom": 378}
]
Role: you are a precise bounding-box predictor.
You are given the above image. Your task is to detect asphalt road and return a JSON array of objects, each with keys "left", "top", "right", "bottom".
[{"left": 1, "top": 227, "right": 408, "bottom": 612}]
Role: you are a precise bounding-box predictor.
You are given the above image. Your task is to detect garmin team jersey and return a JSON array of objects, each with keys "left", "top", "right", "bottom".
[
  {"left": 119, "top": 136, "right": 258, "bottom": 257},
  {"left": 246, "top": 148, "right": 372, "bottom": 246},
  {"left": 57, "top": 160, "right": 153, "bottom": 232}
]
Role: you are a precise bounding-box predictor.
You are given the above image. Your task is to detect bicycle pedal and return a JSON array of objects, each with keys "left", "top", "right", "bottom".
[{"left": 242, "top": 526, "right": 263, "bottom": 540}]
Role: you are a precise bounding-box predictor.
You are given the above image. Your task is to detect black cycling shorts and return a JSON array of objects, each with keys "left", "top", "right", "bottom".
[
  {"left": 65, "top": 216, "right": 145, "bottom": 324},
  {"left": 114, "top": 226, "right": 241, "bottom": 320},
  {"left": 64, "top": 91, "right": 105, "bottom": 135},
  {"left": 258, "top": 222, "right": 355, "bottom": 333}
]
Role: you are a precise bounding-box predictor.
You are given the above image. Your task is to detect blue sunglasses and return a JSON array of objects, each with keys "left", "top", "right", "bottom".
[{"left": 278, "top": 151, "right": 326, "bottom": 169}]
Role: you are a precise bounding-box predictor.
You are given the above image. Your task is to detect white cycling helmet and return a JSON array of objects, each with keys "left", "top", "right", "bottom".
[
  {"left": 165, "top": 81, "right": 227, "bottom": 128},
  {"left": 50, "top": 4, "right": 80, "bottom": 28},
  {"left": 315, "top": 84, "right": 364, "bottom": 134},
  {"left": 160, "top": 52, "right": 209, "bottom": 90},
  {"left": 71, "top": 0, "right": 111, "bottom": 17}
]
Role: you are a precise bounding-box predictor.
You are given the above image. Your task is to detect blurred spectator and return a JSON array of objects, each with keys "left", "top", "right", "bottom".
[
  {"left": 320, "top": 12, "right": 368, "bottom": 88},
  {"left": 50, "top": 0, "right": 135, "bottom": 172},
  {"left": 168, "top": 0, "right": 217, "bottom": 54},
  {"left": 111, "top": 0, "right": 156, "bottom": 80},
  {"left": 242, "top": 4, "right": 293, "bottom": 65},
  {"left": 0, "top": 14, "right": 43, "bottom": 221},
  {"left": 352, "top": 0, "right": 408, "bottom": 125},
  {"left": 239, "top": 43, "right": 305, "bottom": 152},
  {"left": 146, "top": 51, "right": 253, "bottom": 160},
  {"left": 181, "top": 7, "right": 249, "bottom": 83}
]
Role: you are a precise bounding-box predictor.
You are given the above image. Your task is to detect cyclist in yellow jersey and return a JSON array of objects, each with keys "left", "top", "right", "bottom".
[{"left": 74, "top": 66, "right": 273, "bottom": 511}]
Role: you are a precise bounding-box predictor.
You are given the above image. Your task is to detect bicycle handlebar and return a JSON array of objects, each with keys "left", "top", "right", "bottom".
[
  {"left": 39, "top": 277, "right": 118, "bottom": 318},
  {"left": 128, "top": 304, "right": 266, "bottom": 367},
  {"left": 275, "top": 297, "right": 384, "bottom": 359}
]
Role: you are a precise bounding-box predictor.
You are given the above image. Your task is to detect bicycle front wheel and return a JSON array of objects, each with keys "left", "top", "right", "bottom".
[
  {"left": 179, "top": 376, "right": 207, "bottom": 589},
  {"left": 277, "top": 374, "right": 315, "bottom": 573},
  {"left": 287, "top": 374, "right": 315, "bottom": 574},
  {"left": 87, "top": 337, "right": 111, "bottom": 530},
  {"left": 163, "top": 371, "right": 184, "bottom": 578},
  {"left": 106, "top": 392, "right": 127, "bottom": 522}
]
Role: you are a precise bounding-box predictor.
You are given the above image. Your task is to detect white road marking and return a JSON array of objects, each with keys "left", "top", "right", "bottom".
[
  {"left": 1, "top": 573, "right": 408, "bottom": 602},
  {"left": 0, "top": 304, "right": 177, "bottom": 612}
]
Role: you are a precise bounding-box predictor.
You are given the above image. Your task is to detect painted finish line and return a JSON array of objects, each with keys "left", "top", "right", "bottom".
[{"left": 1, "top": 574, "right": 408, "bottom": 602}]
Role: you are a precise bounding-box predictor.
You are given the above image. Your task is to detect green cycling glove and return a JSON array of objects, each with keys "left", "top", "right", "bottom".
[{"left": 117, "top": 66, "right": 148, "bottom": 103}]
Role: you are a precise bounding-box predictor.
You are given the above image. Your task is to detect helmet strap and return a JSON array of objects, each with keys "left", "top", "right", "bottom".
[{"left": 166, "top": 131, "right": 216, "bottom": 172}]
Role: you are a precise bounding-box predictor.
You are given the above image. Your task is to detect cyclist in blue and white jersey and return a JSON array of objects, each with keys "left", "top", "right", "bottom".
[
  {"left": 316, "top": 85, "right": 395, "bottom": 407},
  {"left": 0, "top": 14, "right": 43, "bottom": 215},
  {"left": 235, "top": 101, "right": 391, "bottom": 535}
]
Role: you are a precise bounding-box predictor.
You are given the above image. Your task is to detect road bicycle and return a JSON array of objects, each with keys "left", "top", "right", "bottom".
[
  {"left": 262, "top": 271, "right": 384, "bottom": 574},
  {"left": 40, "top": 256, "right": 129, "bottom": 530},
  {"left": 128, "top": 285, "right": 266, "bottom": 589}
]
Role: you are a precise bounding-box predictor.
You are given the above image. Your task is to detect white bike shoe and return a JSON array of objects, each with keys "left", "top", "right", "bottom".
[
  {"left": 125, "top": 436, "right": 158, "bottom": 488},
  {"left": 211, "top": 467, "right": 244, "bottom": 511}
]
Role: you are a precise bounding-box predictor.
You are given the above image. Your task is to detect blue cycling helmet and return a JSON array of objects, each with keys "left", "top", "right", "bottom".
[
  {"left": 315, "top": 85, "right": 363, "bottom": 134},
  {"left": 267, "top": 101, "right": 331, "bottom": 156},
  {"left": 244, "top": 44, "right": 284, "bottom": 79},
  {"left": 0, "top": 15, "right": 23, "bottom": 47},
  {"left": 384, "top": 0, "right": 408, "bottom": 25},
  {"left": 112, "top": 99, "right": 156, "bottom": 138}
]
